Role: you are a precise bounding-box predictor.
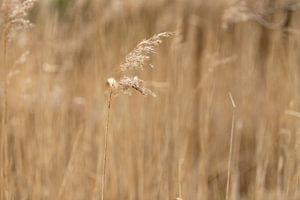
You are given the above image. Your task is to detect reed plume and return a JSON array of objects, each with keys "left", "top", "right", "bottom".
[
  {"left": 94, "top": 32, "right": 172, "bottom": 200},
  {"left": 107, "top": 32, "right": 172, "bottom": 96}
]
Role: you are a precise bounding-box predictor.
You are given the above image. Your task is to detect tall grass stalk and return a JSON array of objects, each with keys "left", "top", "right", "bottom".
[
  {"left": 94, "top": 89, "right": 112, "bottom": 200},
  {"left": 101, "top": 89, "right": 112, "bottom": 200},
  {"left": 226, "top": 92, "right": 236, "bottom": 200},
  {"left": 1, "top": 21, "right": 9, "bottom": 200}
]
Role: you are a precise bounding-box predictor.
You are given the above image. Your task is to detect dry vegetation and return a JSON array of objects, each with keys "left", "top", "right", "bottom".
[{"left": 1, "top": 0, "right": 300, "bottom": 199}]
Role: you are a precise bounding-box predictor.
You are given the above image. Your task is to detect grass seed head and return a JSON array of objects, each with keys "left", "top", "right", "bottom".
[
  {"left": 120, "top": 32, "right": 172, "bottom": 71},
  {"left": 107, "top": 32, "right": 172, "bottom": 97},
  {"left": 1, "top": 0, "right": 37, "bottom": 39}
]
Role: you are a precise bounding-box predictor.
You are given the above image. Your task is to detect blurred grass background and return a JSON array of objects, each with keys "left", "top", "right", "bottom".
[{"left": 1, "top": 0, "right": 300, "bottom": 199}]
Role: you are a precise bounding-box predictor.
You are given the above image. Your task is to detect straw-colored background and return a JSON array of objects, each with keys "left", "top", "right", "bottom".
[{"left": 1, "top": 0, "right": 300, "bottom": 199}]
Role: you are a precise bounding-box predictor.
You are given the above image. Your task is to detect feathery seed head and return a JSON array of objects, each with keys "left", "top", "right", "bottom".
[
  {"left": 119, "top": 76, "right": 156, "bottom": 97},
  {"left": 1, "top": 0, "right": 37, "bottom": 39},
  {"left": 120, "top": 32, "right": 172, "bottom": 71},
  {"left": 107, "top": 32, "right": 172, "bottom": 97}
]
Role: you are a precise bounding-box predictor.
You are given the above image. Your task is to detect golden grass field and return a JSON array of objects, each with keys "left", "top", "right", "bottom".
[{"left": 1, "top": 0, "right": 300, "bottom": 199}]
